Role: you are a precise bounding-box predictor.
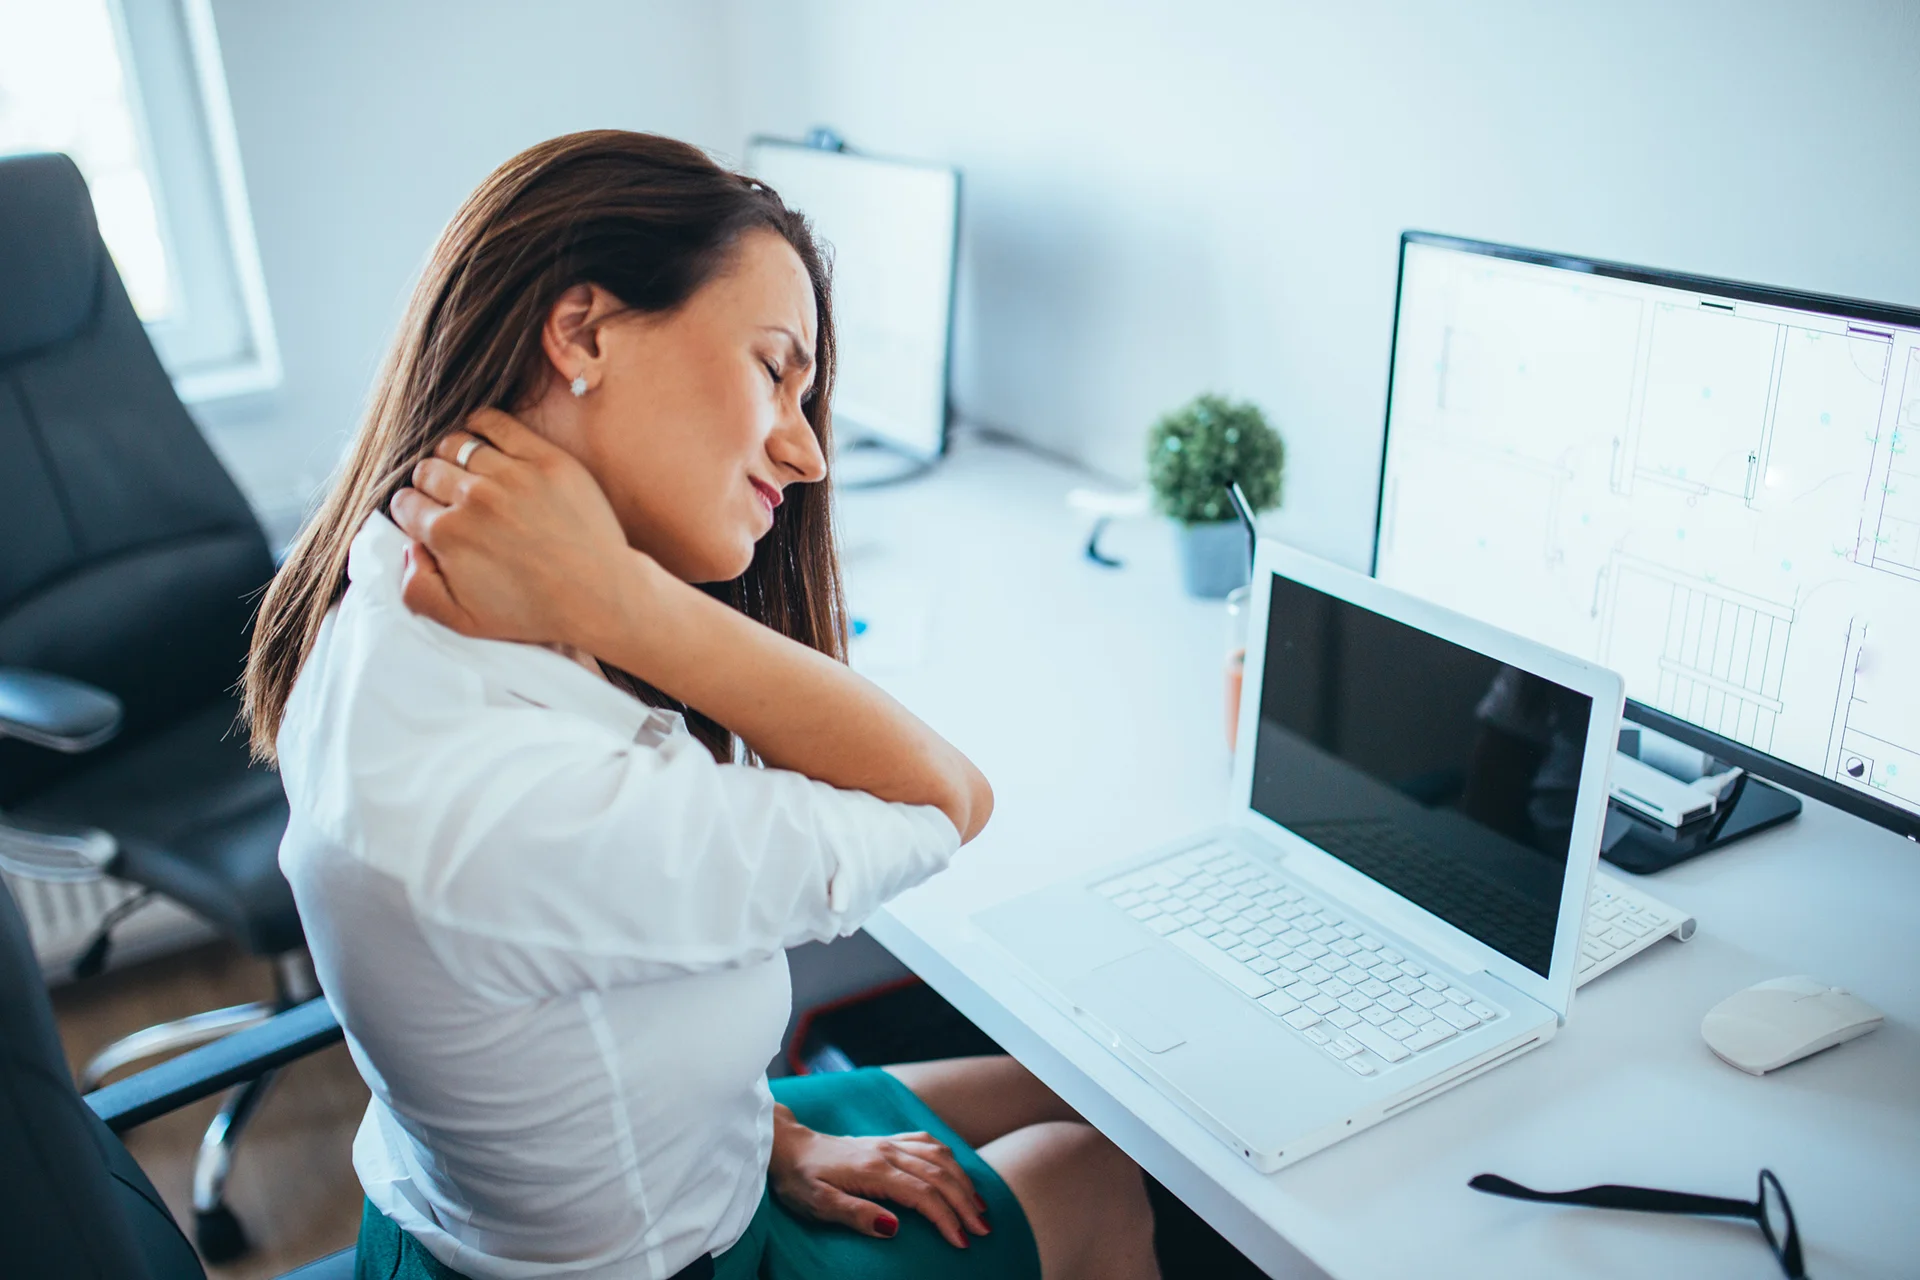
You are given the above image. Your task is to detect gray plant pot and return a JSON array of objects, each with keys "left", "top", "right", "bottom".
[{"left": 1176, "top": 519, "right": 1251, "bottom": 598}]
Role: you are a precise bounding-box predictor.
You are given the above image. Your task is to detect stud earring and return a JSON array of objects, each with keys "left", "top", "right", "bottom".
[{"left": 570, "top": 374, "right": 588, "bottom": 398}]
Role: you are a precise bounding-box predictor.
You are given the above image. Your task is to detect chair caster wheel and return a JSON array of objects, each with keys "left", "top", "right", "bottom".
[{"left": 195, "top": 1205, "right": 250, "bottom": 1263}]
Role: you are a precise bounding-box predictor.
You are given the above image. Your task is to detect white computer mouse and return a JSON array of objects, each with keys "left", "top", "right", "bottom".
[{"left": 1701, "top": 975, "right": 1884, "bottom": 1075}]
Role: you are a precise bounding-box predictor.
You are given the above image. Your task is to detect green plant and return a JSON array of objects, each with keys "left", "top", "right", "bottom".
[{"left": 1145, "top": 394, "right": 1284, "bottom": 524}]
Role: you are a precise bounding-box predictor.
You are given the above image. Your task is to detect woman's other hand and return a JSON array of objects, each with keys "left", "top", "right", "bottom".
[
  {"left": 767, "top": 1104, "right": 990, "bottom": 1249},
  {"left": 389, "top": 409, "right": 643, "bottom": 650}
]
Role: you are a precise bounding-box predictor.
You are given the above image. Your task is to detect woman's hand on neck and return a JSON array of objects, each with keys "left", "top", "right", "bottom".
[
  {"left": 388, "top": 407, "right": 993, "bottom": 843},
  {"left": 388, "top": 407, "right": 655, "bottom": 655}
]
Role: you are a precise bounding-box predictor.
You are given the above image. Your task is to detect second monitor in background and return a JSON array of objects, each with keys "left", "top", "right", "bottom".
[{"left": 747, "top": 133, "right": 960, "bottom": 483}]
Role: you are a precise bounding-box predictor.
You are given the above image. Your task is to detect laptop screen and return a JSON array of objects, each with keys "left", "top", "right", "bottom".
[{"left": 1249, "top": 571, "right": 1593, "bottom": 977}]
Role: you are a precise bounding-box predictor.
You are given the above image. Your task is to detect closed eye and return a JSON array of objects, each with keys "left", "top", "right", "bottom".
[{"left": 757, "top": 324, "right": 816, "bottom": 404}]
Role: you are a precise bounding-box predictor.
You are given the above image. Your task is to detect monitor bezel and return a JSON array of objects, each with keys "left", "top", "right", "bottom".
[
  {"left": 1370, "top": 230, "right": 1920, "bottom": 844},
  {"left": 744, "top": 134, "right": 962, "bottom": 463}
]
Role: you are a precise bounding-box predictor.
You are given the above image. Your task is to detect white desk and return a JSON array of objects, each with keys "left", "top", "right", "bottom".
[{"left": 837, "top": 436, "right": 1920, "bottom": 1280}]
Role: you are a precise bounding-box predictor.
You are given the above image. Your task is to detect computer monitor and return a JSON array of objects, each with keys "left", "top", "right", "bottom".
[
  {"left": 1372, "top": 232, "right": 1920, "bottom": 843},
  {"left": 746, "top": 136, "right": 960, "bottom": 464}
]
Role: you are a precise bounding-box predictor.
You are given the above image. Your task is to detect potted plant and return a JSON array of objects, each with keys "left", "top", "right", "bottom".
[{"left": 1146, "top": 394, "right": 1284, "bottom": 597}]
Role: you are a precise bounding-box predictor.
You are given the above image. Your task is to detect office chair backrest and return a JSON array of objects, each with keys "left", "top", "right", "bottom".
[
  {"left": 0, "top": 152, "right": 276, "bottom": 804},
  {"left": 0, "top": 876, "right": 208, "bottom": 1279}
]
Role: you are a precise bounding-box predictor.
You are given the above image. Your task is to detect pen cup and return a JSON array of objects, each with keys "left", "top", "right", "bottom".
[{"left": 1224, "top": 586, "right": 1249, "bottom": 751}]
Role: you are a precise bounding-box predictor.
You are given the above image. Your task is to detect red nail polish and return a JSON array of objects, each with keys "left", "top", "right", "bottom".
[{"left": 875, "top": 1214, "right": 898, "bottom": 1238}]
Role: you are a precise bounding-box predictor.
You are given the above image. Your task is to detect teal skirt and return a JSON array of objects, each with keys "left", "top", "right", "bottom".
[{"left": 355, "top": 1068, "right": 1041, "bottom": 1280}]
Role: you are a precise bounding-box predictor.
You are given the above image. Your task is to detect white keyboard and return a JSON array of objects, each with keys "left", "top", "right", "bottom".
[
  {"left": 1099, "top": 849, "right": 1698, "bottom": 1077},
  {"left": 1098, "top": 847, "right": 1506, "bottom": 1079},
  {"left": 1579, "top": 871, "right": 1695, "bottom": 985}
]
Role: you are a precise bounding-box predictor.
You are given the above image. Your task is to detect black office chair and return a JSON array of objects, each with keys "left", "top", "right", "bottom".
[
  {"left": 0, "top": 151, "right": 310, "bottom": 1261},
  {"left": 0, "top": 874, "right": 354, "bottom": 1279}
]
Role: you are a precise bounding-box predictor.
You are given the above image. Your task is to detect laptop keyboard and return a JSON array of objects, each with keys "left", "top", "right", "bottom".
[
  {"left": 1284, "top": 818, "right": 1558, "bottom": 972},
  {"left": 1580, "top": 871, "right": 1695, "bottom": 984},
  {"left": 1246, "top": 819, "right": 1695, "bottom": 986},
  {"left": 1097, "top": 846, "right": 1504, "bottom": 1078}
]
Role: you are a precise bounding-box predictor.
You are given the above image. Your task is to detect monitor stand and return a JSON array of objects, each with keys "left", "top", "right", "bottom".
[
  {"left": 1600, "top": 770, "right": 1802, "bottom": 875},
  {"left": 834, "top": 438, "right": 937, "bottom": 488}
]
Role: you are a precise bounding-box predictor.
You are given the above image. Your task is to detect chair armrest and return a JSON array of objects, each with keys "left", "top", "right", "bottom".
[
  {"left": 0, "top": 811, "right": 118, "bottom": 881},
  {"left": 84, "top": 997, "right": 343, "bottom": 1133},
  {"left": 0, "top": 666, "right": 122, "bottom": 752},
  {"left": 276, "top": 1248, "right": 357, "bottom": 1280}
]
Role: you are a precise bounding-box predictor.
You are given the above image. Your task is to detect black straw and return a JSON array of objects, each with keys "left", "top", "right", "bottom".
[{"left": 1225, "top": 482, "right": 1257, "bottom": 576}]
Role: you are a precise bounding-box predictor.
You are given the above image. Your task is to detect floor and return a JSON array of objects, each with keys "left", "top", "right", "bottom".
[{"left": 52, "top": 941, "right": 367, "bottom": 1279}]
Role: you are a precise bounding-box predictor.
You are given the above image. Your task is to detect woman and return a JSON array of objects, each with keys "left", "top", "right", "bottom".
[{"left": 244, "top": 130, "right": 1160, "bottom": 1280}]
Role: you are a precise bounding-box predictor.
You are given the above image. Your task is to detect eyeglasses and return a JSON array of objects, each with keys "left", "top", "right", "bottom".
[{"left": 1469, "top": 1169, "right": 1804, "bottom": 1279}]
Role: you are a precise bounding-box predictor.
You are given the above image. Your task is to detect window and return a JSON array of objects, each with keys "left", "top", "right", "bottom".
[{"left": 0, "top": 0, "right": 278, "bottom": 400}]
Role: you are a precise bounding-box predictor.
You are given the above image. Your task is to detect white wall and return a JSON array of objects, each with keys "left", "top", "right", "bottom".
[
  {"left": 195, "top": 0, "right": 736, "bottom": 541},
  {"left": 198, "top": 1, "right": 1920, "bottom": 565},
  {"left": 722, "top": 0, "right": 1920, "bottom": 566}
]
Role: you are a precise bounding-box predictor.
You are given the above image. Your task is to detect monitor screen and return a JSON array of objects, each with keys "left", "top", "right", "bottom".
[
  {"left": 1250, "top": 570, "right": 1593, "bottom": 977},
  {"left": 746, "top": 139, "right": 959, "bottom": 460},
  {"left": 1375, "top": 235, "right": 1920, "bottom": 834}
]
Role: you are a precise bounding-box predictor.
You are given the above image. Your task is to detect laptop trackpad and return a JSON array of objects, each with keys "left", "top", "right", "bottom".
[{"left": 1066, "top": 950, "right": 1195, "bottom": 1054}]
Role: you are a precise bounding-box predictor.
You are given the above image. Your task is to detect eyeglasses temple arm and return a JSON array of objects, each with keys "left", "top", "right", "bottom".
[{"left": 1470, "top": 1174, "right": 1757, "bottom": 1220}]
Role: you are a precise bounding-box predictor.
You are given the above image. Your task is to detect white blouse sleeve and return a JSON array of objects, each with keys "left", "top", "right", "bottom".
[{"left": 317, "top": 616, "right": 960, "bottom": 1002}]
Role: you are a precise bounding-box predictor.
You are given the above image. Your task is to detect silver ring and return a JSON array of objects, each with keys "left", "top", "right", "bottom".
[{"left": 454, "top": 439, "right": 481, "bottom": 469}]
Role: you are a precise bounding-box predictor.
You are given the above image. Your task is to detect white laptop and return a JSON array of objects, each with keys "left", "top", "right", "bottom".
[{"left": 974, "top": 539, "right": 1624, "bottom": 1173}]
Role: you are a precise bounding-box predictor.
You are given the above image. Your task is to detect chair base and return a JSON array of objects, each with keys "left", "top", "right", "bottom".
[
  {"left": 77, "top": 947, "right": 320, "bottom": 1262},
  {"left": 78, "top": 948, "right": 319, "bottom": 1088},
  {"left": 196, "top": 1203, "right": 250, "bottom": 1265},
  {"left": 191, "top": 1070, "right": 283, "bottom": 1263},
  {"left": 80, "top": 999, "right": 275, "bottom": 1090}
]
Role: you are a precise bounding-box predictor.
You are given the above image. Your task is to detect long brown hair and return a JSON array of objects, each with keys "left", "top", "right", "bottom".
[{"left": 243, "top": 130, "right": 843, "bottom": 763}]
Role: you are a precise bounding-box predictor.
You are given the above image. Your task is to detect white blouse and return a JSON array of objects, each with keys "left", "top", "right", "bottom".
[{"left": 276, "top": 515, "right": 959, "bottom": 1279}]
